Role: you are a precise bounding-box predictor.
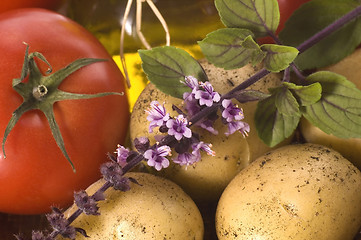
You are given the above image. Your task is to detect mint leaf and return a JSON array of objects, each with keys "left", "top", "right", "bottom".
[
  {"left": 261, "top": 44, "right": 299, "bottom": 72},
  {"left": 139, "top": 46, "right": 208, "bottom": 99},
  {"left": 198, "top": 28, "right": 265, "bottom": 69},
  {"left": 283, "top": 82, "right": 322, "bottom": 106},
  {"left": 215, "top": 0, "right": 280, "bottom": 37},
  {"left": 242, "top": 36, "right": 266, "bottom": 65},
  {"left": 255, "top": 88, "right": 300, "bottom": 147},
  {"left": 301, "top": 71, "right": 361, "bottom": 138},
  {"left": 270, "top": 86, "right": 301, "bottom": 117},
  {"left": 279, "top": 0, "right": 361, "bottom": 70}
]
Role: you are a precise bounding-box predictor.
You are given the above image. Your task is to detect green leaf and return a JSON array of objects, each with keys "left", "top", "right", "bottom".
[
  {"left": 198, "top": 28, "right": 265, "bottom": 69},
  {"left": 301, "top": 71, "right": 361, "bottom": 138},
  {"left": 242, "top": 36, "right": 267, "bottom": 65},
  {"left": 215, "top": 0, "right": 280, "bottom": 37},
  {"left": 283, "top": 82, "right": 322, "bottom": 106},
  {"left": 269, "top": 86, "right": 301, "bottom": 117},
  {"left": 279, "top": 0, "right": 361, "bottom": 70},
  {"left": 261, "top": 44, "right": 299, "bottom": 72},
  {"left": 139, "top": 46, "right": 208, "bottom": 99},
  {"left": 255, "top": 88, "right": 300, "bottom": 147}
]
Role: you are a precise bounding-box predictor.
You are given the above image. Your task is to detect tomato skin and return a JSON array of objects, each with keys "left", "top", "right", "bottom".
[
  {"left": 0, "top": 0, "right": 64, "bottom": 13},
  {"left": 257, "top": 0, "right": 312, "bottom": 44},
  {"left": 0, "top": 9, "right": 129, "bottom": 214}
]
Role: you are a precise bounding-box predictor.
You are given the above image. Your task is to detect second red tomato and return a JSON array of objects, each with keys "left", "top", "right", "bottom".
[{"left": 0, "top": 0, "right": 64, "bottom": 13}]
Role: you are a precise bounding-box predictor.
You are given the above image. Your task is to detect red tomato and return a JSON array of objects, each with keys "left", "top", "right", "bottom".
[
  {"left": 0, "top": 0, "right": 64, "bottom": 13},
  {"left": 258, "top": 0, "right": 312, "bottom": 44},
  {"left": 0, "top": 9, "right": 129, "bottom": 214}
]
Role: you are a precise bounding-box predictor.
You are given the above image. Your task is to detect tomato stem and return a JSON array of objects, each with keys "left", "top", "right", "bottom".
[
  {"left": 32, "top": 85, "right": 48, "bottom": 100},
  {"left": 2, "top": 44, "right": 125, "bottom": 172}
]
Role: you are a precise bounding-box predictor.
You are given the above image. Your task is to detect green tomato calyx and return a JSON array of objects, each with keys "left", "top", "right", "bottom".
[
  {"left": 32, "top": 84, "right": 48, "bottom": 100},
  {"left": 2, "top": 43, "right": 124, "bottom": 172}
]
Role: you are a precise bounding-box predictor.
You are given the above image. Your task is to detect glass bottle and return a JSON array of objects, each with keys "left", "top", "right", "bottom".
[{"left": 65, "top": 0, "right": 223, "bottom": 111}]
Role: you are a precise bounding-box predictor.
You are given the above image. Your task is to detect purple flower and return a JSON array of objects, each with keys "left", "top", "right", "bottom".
[
  {"left": 183, "top": 75, "right": 199, "bottom": 89},
  {"left": 31, "top": 231, "right": 53, "bottom": 240},
  {"left": 192, "top": 141, "right": 215, "bottom": 158},
  {"left": 46, "top": 207, "right": 77, "bottom": 239},
  {"left": 166, "top": 115, "right": 192, "bottom": 141},
  {"left": 182, "top": 78, "right": 221, "bottom": 135},
  {"left": 221, "top": 99, "right": 250, "bottom": 137},
  {"left": 133, "top": 137, "right": 150, "bottom": 153},
  {"left": 173, "top": 152, "right": 198, "bottom": 167},
  {"left": 183, "top": 92, "right": 201, "bottom": 117},
  {"left": 199, "top": 119, "right": 219, "bottom": 135},
  {"left": 15, "top": 231, "right": 53, "bottom": 240},
  {"left": 194, "top": 82, "right": 220, "bottom": 107},
  {"left": 74, "top": 190, "right": 103, "bottom": 216},
  {"left": 28, "top": 231, "right": 55, "bottom": 240},
  {"left": 225, "top": 121, "right": 250, "bottom": 137},
  {"left": 115, "top": 144, "right": 129, "bottom": 167},
  {"left": 113, "top": 176, "right": 132, "bottom": 192},
  {"left": 100, "top": 161, "right": 131, "bottom": 191},
  {"left": 144, "top": 145, "right": 171, "bottom": 171},
  {"left": 222, "top": 99, "right": 244, "bottom": 122},
  {"left": 146, "top": 101, "right": 170, "bottom": 133},
  {"left": 171, "top": 141, "right": 215, "bottom": 168}
]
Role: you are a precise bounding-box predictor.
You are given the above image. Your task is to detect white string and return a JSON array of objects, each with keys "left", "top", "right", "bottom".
[
  {"left": 120, "top": 0, "right": 133, "bottom": 87},
  {"left": 120, "top": 0, "right": 171, "bottom": 88}
]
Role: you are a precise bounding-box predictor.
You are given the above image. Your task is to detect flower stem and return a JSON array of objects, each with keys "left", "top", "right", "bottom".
[
  {"left": 188, "top": 104, "right": 218, "bottom": 127},
  {"left": 291, "top": 63, "right": 306, "bottom": 83},
  {"left": 218, "top": 4, "right": 361, "bottom": 100},
  {"left": 296, "top": 4, "right": 361, "bottom": 53},
  {"left": 123, "top": 154, "right": 145, "bottom": 172},
  {"left": 222, "top": 68, "right": 271, "bottom": 99}
]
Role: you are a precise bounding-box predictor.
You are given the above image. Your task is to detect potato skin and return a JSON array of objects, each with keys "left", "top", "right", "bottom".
[
  {"left": 216, "top": 143, "right": 361, "bottom": 240},
  {"left": 60, "top": 172, "right": 204, "bottom": 240},
  {"left": 300, "top": 119, "right": 361, "bottom": 170},
  {"left": 300, "top": 48, "right": 361, "bottom": 170},
  {"left": 129, "top": 60, "right": 290, "bottom": 203}
]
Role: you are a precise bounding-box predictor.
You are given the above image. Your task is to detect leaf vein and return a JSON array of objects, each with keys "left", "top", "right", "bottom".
[{"left": 222, "top": 0, "right": 264, "bottom": 27}]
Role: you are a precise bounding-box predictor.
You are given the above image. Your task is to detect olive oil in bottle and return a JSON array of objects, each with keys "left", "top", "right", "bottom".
[{"left": 65, "top": 0, "right": 224, "bottom": 111}]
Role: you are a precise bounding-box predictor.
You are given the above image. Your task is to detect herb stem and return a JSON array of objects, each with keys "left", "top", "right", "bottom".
[
  {"left": 268, "top": 31, "right": 282, "bottom": 45},
  {"left": 222, "top": 68, "right": 270, "bottom": 99},
  {"left": 188, "top": 104, "right": 218, "bottom": 127},
  {"left": 66, "top": 209, "right": 83, "bottom": 226},
  {"left": 49, "top": 180, "right": 114, "bottom": 239},
  {"left": 282, "top": 67, "right": 291, "bottom": 82},
  {"left": 296, "top": 4, "right": 361, "bottom": 53},
  {"left": 219, "top": 4, "right": 361, "bottom": 100},
  {"left": 123, "top": 154, "right": 145, "bottom": 173},
  {"left": 187, "top": 68, "right": 270, "bottom": 127},
  {"left": 291, "top": 63, "right": 306, "bottom": 83}
]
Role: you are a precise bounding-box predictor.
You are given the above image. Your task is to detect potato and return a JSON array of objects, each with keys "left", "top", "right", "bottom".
[
  {"left": 59, "top": 172, "right": 204, "bottom": 239},
  {"left": 216, "top": 143, "right": 361, "bottom": 240},
  {"left": 300, "top": 48, "right": 361, "bottom": 170},
  {"left": 130, "top": 60, "right": 292, "bottom": 203}
]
